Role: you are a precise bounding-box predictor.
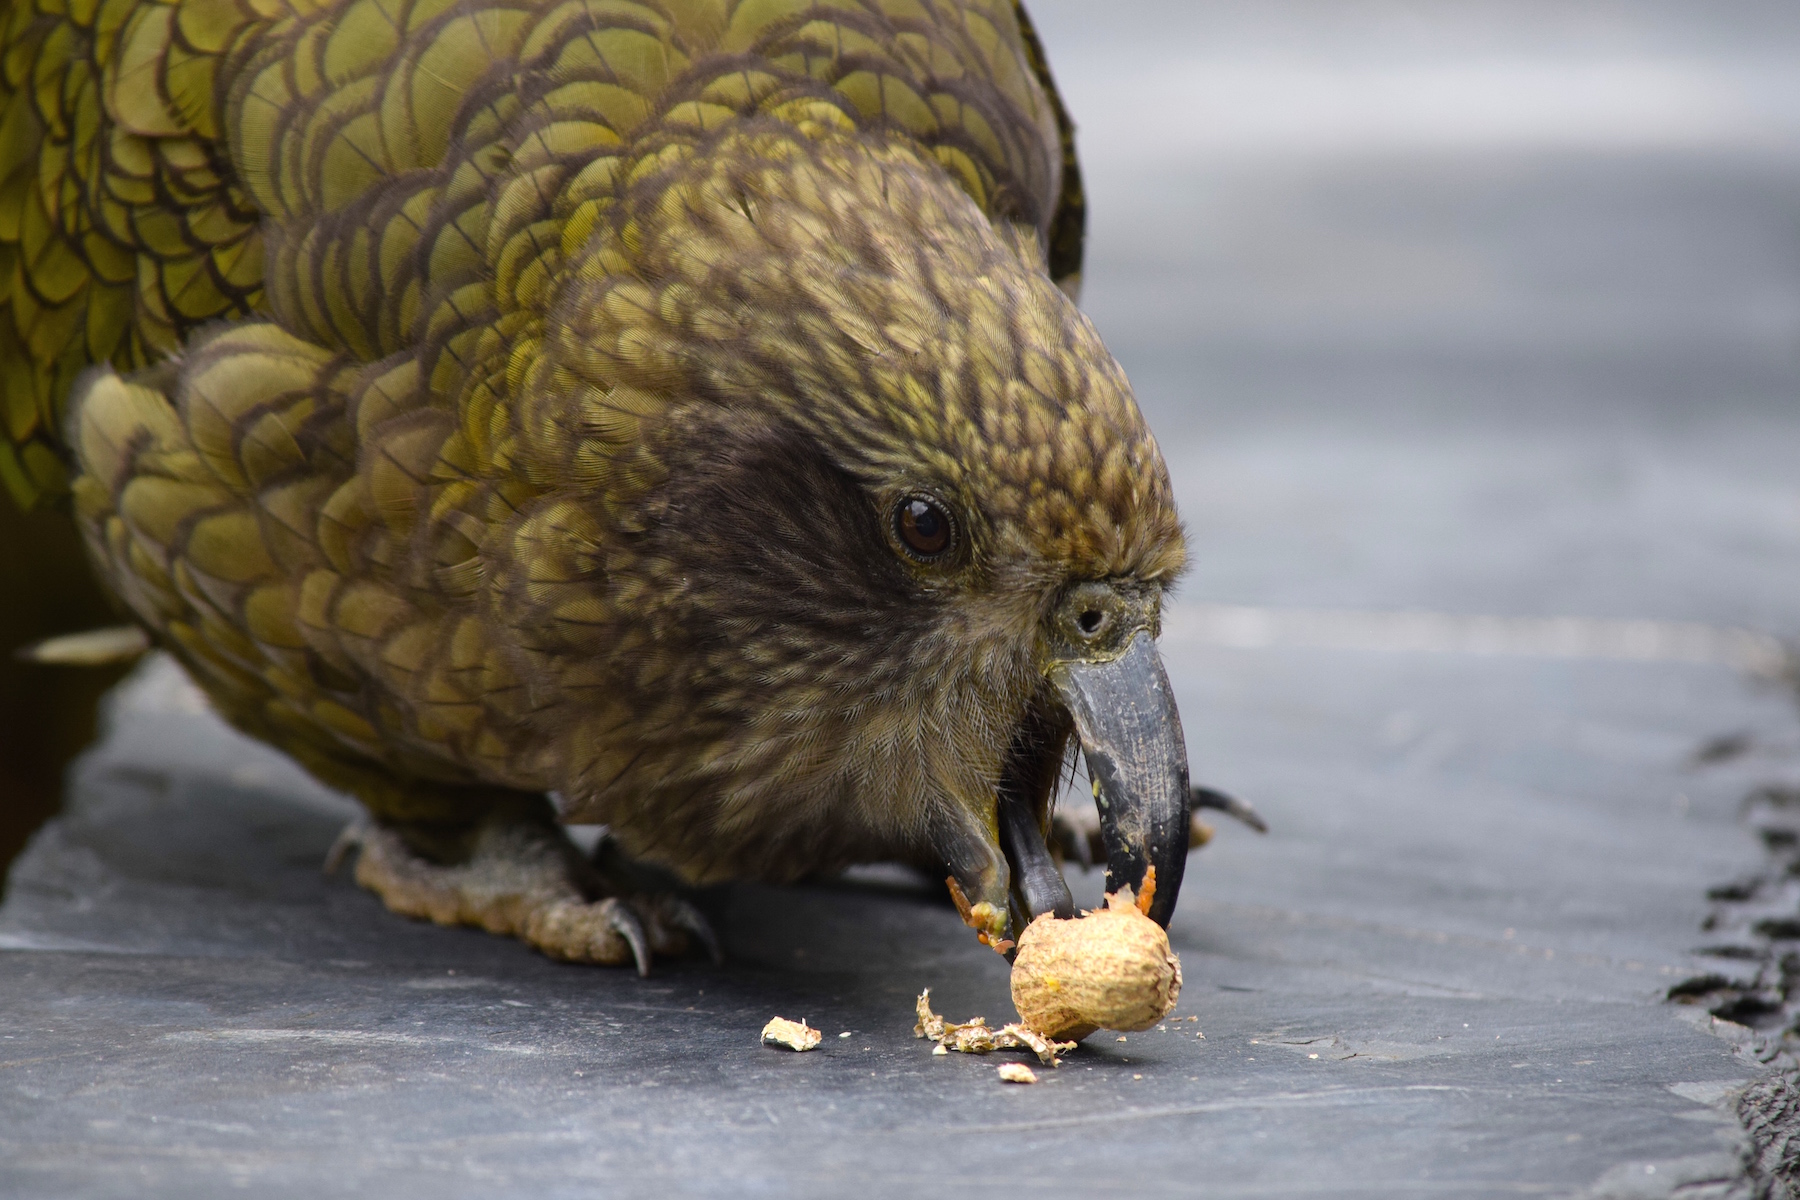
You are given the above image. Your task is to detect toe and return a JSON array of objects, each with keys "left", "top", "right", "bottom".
[
  {"left": 600, "top": 898, "right": 652, "bottom": 977},
  {"left": 524, "top": 898, "right": 650, "bottom": 974},
  {"left": 664, "top": 897, "right": 724, "bottom": 965}
]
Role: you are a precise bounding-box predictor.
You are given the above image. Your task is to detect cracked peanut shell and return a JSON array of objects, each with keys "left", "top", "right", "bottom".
[
  {"left": 760, "top": 1017, "right": 821, "bottom": 1051},
  {"left": 1010, "top": 891, "right": 1183, "bottom": 1042}
]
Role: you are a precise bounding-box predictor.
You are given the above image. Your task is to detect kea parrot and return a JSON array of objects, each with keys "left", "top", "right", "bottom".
[{"left": 0, "top": 0, "right": 1257, "bottom": 972}]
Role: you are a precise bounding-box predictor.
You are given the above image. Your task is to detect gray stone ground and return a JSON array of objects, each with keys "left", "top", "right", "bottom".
[{"left": 6, "top": 2, "right": 1800, "bottom": 1196}]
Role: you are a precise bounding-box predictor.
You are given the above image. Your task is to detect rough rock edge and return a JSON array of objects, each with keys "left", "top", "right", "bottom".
[
  {"left": 1669, "top": 780, "right": 1800, "bottom": 1199},
  {"left": 1741, "top": 1074, "right": 1800, "bottom": 1200}
]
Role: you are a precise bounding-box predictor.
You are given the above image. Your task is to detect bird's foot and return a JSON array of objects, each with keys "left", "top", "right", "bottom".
[{"left": 326, "top": 818, "right": 718, "bottom": 975}]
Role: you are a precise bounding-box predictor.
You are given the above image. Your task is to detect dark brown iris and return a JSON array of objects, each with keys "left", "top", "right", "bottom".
[{"left": 895, "top": 496, "right": 953, "bottom": 559}]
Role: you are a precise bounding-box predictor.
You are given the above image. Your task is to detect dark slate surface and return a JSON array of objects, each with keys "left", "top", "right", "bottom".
[
  {"left": 0, "top": 647, "right": 1781, "bottom": 1200},
  {"left": 6, "top": 2, "right": 1800, "bottom": 1196}
]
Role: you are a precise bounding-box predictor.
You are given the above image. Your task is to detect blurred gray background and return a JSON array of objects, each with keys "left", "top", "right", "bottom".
[{"left": 1035, "top": 0, "right": 1800, "bottom": 626}]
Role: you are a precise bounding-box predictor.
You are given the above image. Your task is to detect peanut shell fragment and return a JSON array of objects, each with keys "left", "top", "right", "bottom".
[
  {"left": 913, "top": 990, "right": 1074, "bottom": 1065},
  {"left": 760, "top": 1016, "right": 821, "bottom": 1051}
]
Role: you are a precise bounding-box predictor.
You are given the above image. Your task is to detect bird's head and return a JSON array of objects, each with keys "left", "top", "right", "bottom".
[{"left": 511, "top": 112, "right": 1192, "bottom": 942}]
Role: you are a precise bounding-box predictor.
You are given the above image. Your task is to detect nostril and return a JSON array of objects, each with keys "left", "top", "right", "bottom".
[{"left": 1077, "top": 609, "right": 1105, "bottom": 636}]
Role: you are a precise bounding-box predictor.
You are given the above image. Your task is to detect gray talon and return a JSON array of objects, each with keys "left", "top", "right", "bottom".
[
  {"left": 603, "top": 898, "right": 652, "bottom": 977},
  {"left": 323, "top": 823, "right": 367, "bottom": 875},
  {"left": 1191, "top": 785, "right": 1268, "bottom": 834},
  {"left": 666, "top": 897, "right": 723, "bottom": 965}
]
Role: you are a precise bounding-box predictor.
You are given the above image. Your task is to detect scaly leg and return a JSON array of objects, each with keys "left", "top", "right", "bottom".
[{"left": 327, "top": 804, "right": 718, "bottom": 975}]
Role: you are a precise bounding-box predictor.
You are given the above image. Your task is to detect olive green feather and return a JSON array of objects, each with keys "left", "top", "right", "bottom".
[{"left": 0, "top": 0, "right": 1081, "bottom": 508}]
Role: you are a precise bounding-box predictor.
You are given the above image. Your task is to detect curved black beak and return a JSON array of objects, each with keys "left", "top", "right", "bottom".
[{"left": 1048, "top": 630, "right": 1192, "bottom": 928}]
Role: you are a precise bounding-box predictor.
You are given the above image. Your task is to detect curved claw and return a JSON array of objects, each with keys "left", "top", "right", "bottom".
[
  {"left": 599, "top": 897, "right": 652, "bottom": 977},
  {"left": 664, "top": 897, "right": 724, "bottom": 965},
  {"left": 1191, "top": 786, "right": 1268, "bottom": 834},
  {"left": 323, "top": 823, "right": 368, "bottom": 875}
]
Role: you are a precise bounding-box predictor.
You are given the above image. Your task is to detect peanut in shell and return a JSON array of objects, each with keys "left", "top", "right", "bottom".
[{"left": 1010, "top": 883, "right": 1183, "bottom": 1042}]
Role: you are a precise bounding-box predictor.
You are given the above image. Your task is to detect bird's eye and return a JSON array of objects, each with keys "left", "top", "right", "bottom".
[{"left": 895, "top": 496, "right": 954, "bottom": 559}]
